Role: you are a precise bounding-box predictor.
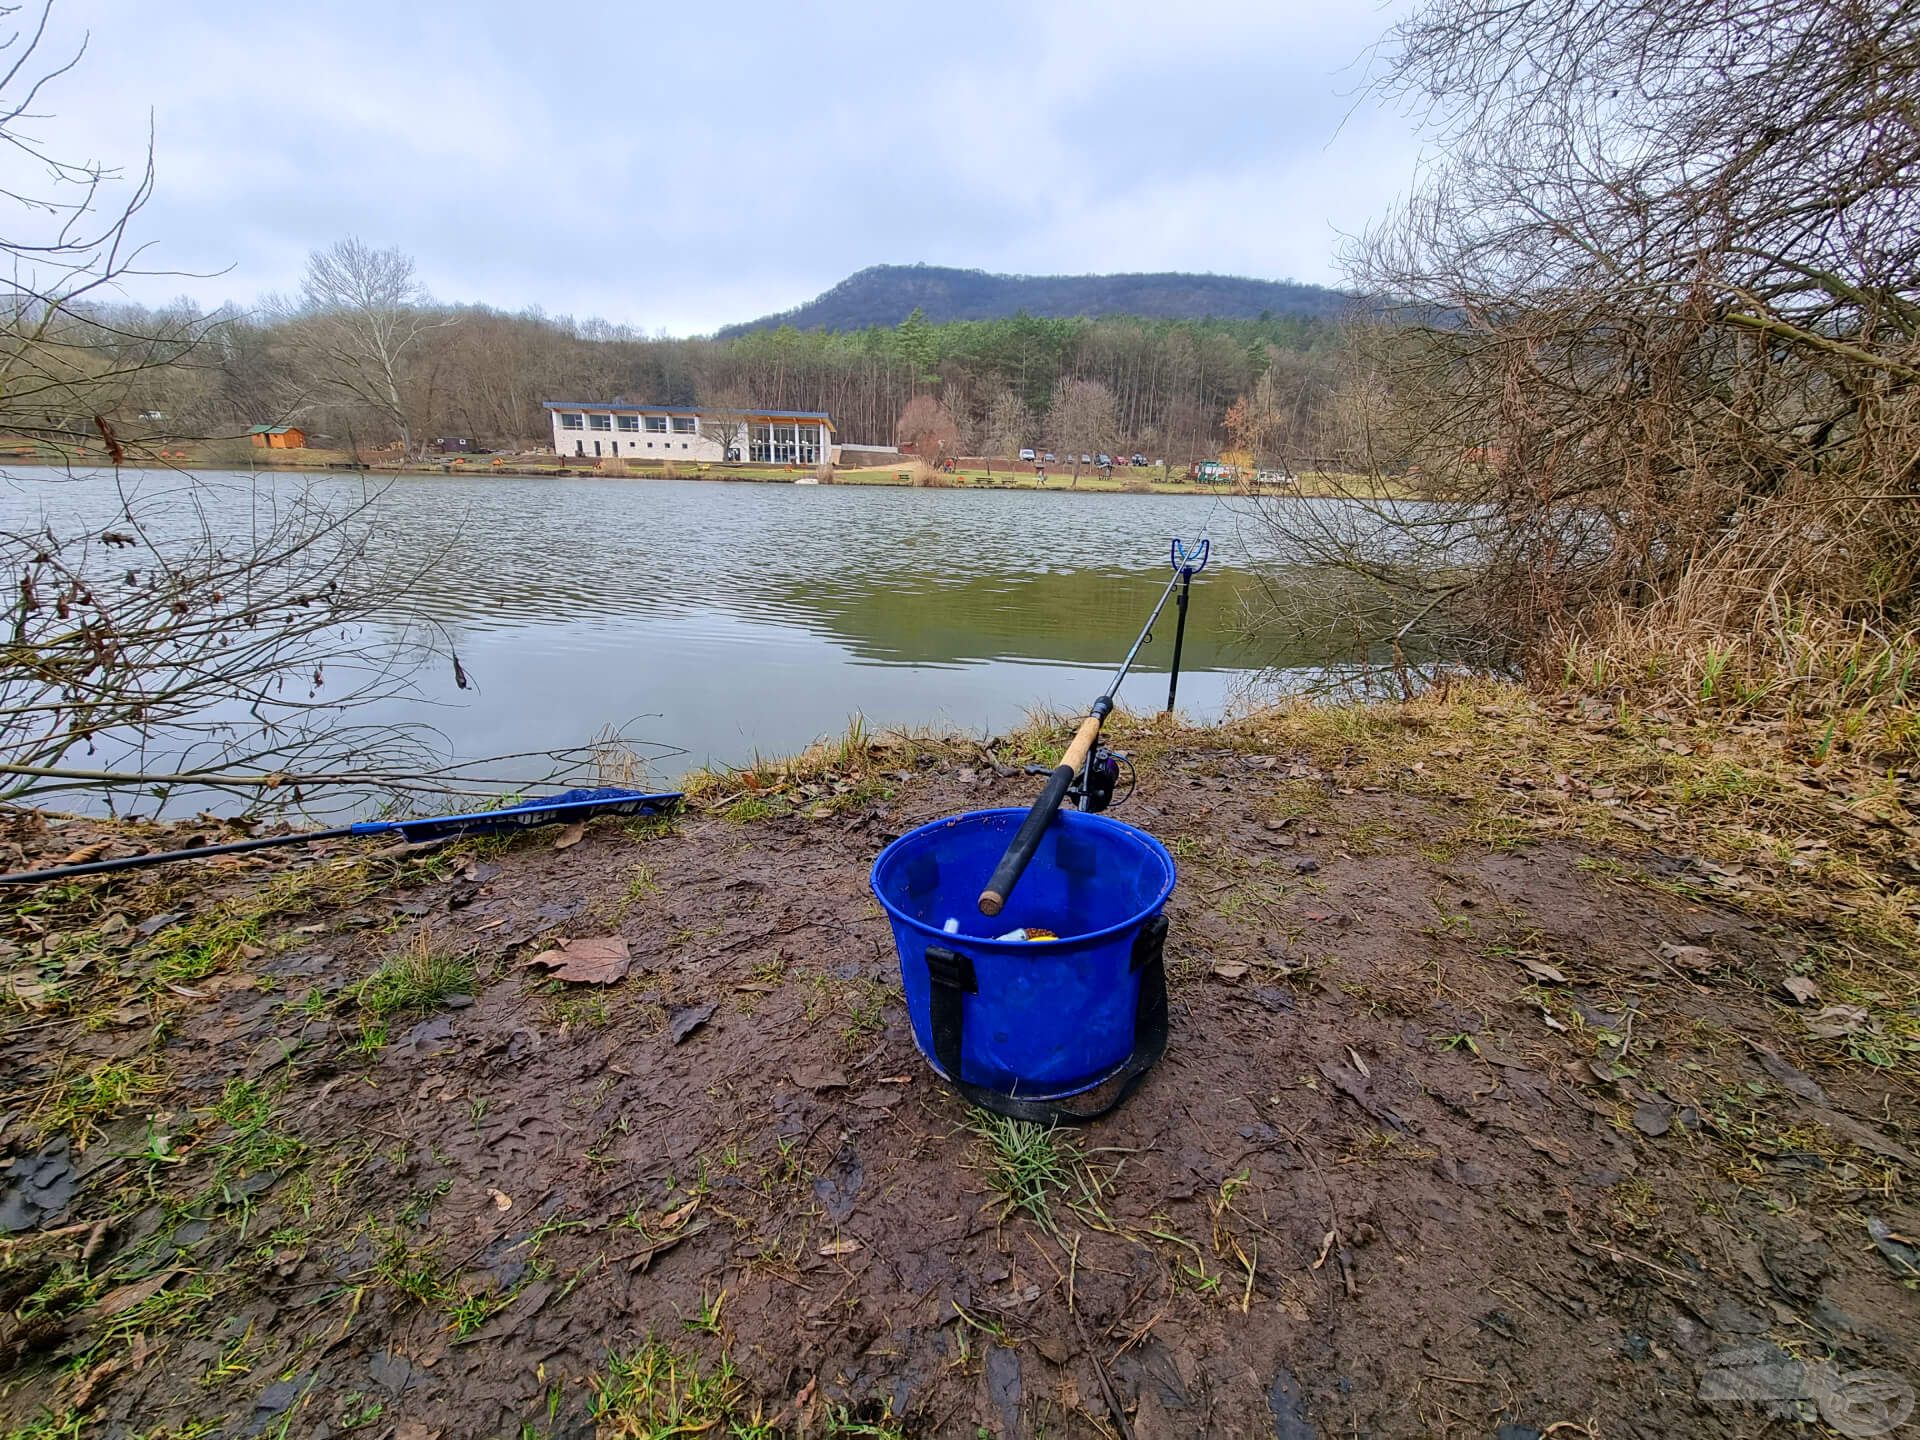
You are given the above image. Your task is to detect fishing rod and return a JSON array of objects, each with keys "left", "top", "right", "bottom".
[
  {"left": 0, "top": 786, "right": 683, "bottom": 885},
  {"left": 978, "top": 537, "right": 1209, "bottom": 916}
]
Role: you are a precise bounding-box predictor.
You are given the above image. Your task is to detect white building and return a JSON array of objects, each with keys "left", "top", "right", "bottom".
[{"left": 543, "top": 401, "right": 836, "bottom": 464}]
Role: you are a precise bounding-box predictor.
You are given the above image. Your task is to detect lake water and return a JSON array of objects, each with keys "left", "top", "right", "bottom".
[{"left": 3, "top": 469, "right": 1417, "bottom": 797}]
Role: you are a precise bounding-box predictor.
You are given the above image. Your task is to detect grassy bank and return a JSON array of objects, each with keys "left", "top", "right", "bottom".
[
  {"left": 7, "top": 438, "right": 1408, "bottom": 500},
  {"left": 2, "top": 686, "right": 1913, "bottom": 1436}
]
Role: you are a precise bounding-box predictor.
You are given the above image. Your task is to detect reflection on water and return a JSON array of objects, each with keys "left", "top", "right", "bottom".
[{"left": 4, "top": 469, "right": 1410, "bottom": 782}]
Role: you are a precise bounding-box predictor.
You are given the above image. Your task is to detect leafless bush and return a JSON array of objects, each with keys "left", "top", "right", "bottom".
[
  {"left": 0, "top": 5, "right": 496, "bottom": 815},
  {"left": 1260, "top": 0, "right": 1920, "bottom": 719},
  {"left": 906, "top": 459, "right": 949, "bottom": 488},
  {"left": 0, "top": 470, "right": 457, "bottom": 810}
]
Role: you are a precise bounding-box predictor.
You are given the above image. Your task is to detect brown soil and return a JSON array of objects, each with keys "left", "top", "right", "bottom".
[{"left": 2, "top": 720, "right": 1917, "bottom": 1439}]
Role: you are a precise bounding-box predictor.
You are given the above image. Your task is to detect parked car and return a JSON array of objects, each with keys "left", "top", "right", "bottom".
[
  {"left": 1095, "top": 453, "right": 1114, "bottom": 468},
  {"left": 1079, "top": 453, "right": 1093, "bottom": 465},
  {"left": 1018, "top": 447, "right": 1037, "bottom": 462},
  {"left": 1042, "top": 451, "right": 1057, "bottom": 463},
  {"left": 1130, "top": 453, "right": 1148, "bottom": 467}
]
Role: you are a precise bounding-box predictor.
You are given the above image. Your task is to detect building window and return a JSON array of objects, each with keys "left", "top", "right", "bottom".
[
  {"left": 559, "top": 412, "right": 583, "bottom": 430},
  {"left": 588, "top": 413, "right": 612, "bottom": 431},
  {"left": 616, "top": 414, "right": 639, "bottom": 432},
  {"left": 643, "top": 415, "right": 667, "bottom": 433},
  {"left": 670, "top": 416, "right": 696, "bottom": 434}
]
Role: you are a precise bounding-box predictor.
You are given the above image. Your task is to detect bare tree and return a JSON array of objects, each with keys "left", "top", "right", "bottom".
[
  {"left": 281, "top": 239, "right": 453, "bottom": 457},
  {"left": 0, "top": 6, "right": 225, "bottom": 461},
  {"left": 895, "top": 394, "right": 961, "bottom": 465},
  {"left": 698, "top": 390, "right": 751, "bottom": 462},
  {"left": 0, "top": 13, "right": 474, "bottom": 815},
  {"left": 1047, "top": 377, "right": 1118, "bottom": 485},
  {"left": 1255, "top": 0, "right": 1920, "bottom": 698},
  {"left": 981, "top": 388, "right": 1030, "bottom": 460}
]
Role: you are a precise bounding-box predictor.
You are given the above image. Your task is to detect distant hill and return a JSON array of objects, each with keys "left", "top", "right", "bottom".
[{"left": 715, "top": 264, "right": 1352, "bottom": 336}]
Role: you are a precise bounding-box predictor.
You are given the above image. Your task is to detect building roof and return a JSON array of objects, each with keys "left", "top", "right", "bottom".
[
  {"left": 542, "top": 400, "right": 834, "bottom": 429},
  {"left": 246, "top": 424, "right": 302, "bottom": 435}
]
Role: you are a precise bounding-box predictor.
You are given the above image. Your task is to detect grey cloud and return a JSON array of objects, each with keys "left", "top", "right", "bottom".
[{"left": 53, "top": 0, "right": 1418, "bottom": 332}]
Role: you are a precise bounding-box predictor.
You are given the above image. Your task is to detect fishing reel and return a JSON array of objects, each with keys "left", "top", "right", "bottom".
[{"left": 1023, "top": 745, "right": 1135, "bottom": 813}]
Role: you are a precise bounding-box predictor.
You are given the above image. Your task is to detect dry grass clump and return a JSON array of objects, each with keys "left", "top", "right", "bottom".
[
  {"left": 906, "top": 460, "right": 951, "bottom": 488},
  {"left": 1220, "top": 678, "right": 1917, "bottom": 962}
]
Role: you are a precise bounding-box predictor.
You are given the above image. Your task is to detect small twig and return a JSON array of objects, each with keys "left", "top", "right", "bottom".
[
  {"left": 1070, "top": 1304, "right": 1136, "bottom": 1440},
  {"left": 1568, "top": 1237, "right": 1699, "bottom": 1287}
]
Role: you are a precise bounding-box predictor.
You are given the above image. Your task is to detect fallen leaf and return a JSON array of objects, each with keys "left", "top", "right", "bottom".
[
  {"left": 67, "top": 1351, "right": 129, "bottom": 1410},
  {"left": 552, "top": 822, "right": 586, "bottom": 851},
  {"left": 1781, "top": 975, "right": 1821, "bottom": 1005},
  {"left": 660, "top": 1198, "right": 700, "bottom": 1230},
  {"left": 625, "top": 1224, "right": 703, "bottom": 1273},
  {"left": 524, "top": 936, "right": 630, "bottom": 985},
  {"left": 1540, "top": 1008, "right": 1568, "bottom": 1032},
  {"left": 818, "top": 1238, "right": 862, "bottom": 1257},
  {"left": 1525, "top": 1132, "right": 1575, "bottom": 1163},
  {"left": 1311, "top": 1230, "right": 1336, "bottom": 1270},
  {"left": 1867, "top": 1218, "right": 1920, "bottom": 1278},
  {"left": 1632, "top": 1102, "right": 1672, "bottom": 1137},
  {"left": 1211, "top": 960, "right": 1249, "bottom": 981},
  {"left": 792, "top": 1063, "right": 849, "bottom": 1091},
  {"left": 163, "top": 980, "right": 209, "bottom": 999},
  {"left": 668, "top": 1002, "right": 717, "bottom": 1044},
  {"left": 793, "top": 1376, "right": 818, "bottom": 1412},
  {"left": 1806, "top": 1004, "right": 1872, "bottom": 1040},
  {"left": 3, "top": 974, "right": 57, "bottom": 1009},
  {"left": 95, "top": 1268, "right": 180, "bottom": 1317},
  {"left": 1658, "top": 940, "right": 1715, "bottom": 970},
  {"left": 56, "top": 841, "right": 111, "bottom": 866},
  {"left": 1346, "top": 1046, "right": 1371, "bottom": 1079},
  {"left": 1515, "top": 955, "right": 1568, "bottom": 985},
  {"left": 488, "top": 1188, "right": 512, "bottom": 1212}
]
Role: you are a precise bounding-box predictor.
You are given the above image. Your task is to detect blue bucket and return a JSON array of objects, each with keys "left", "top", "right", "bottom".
[{"left": 870, "top": 808, "right": 1176, "bottom": 1103}]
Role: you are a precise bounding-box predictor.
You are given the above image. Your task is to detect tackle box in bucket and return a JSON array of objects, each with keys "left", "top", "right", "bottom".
[{"left": 870, "top": 807, "right": 1175, "bottom": 1123}]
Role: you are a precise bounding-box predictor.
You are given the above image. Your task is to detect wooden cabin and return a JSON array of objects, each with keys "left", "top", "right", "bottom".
[{"left": 248, "top": 425, "right": 307, "bottom": 450}]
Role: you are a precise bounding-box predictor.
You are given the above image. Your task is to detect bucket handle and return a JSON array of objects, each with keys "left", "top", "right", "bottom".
[{"left": 923, "top": 915, "right": 1169, "bottom": 1125}]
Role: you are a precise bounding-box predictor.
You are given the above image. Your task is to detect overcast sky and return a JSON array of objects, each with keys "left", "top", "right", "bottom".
[{"left": 20, "top": 0, "right": 1421, "bottom": 335}]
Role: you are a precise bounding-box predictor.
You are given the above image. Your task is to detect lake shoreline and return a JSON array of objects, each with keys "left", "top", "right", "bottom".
[
  {"left": 13, "top": 450, "right": 1413, "bottom": 500},
  {"left": 2, "top": 690, "right": 1911, "bottom": 1434}
]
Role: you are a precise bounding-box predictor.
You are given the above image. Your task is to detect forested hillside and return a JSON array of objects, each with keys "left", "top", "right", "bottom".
[
  {"left": 60, "top": 277, "right": 1353, "bottom": 462},
  {"left": 716, "top": 264, "right": 1352, "bottom": 336}
]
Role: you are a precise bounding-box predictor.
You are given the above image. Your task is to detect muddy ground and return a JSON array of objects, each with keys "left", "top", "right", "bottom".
[{"left": 2, "top": 710, "right": 1917, "bottom": 1439}]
